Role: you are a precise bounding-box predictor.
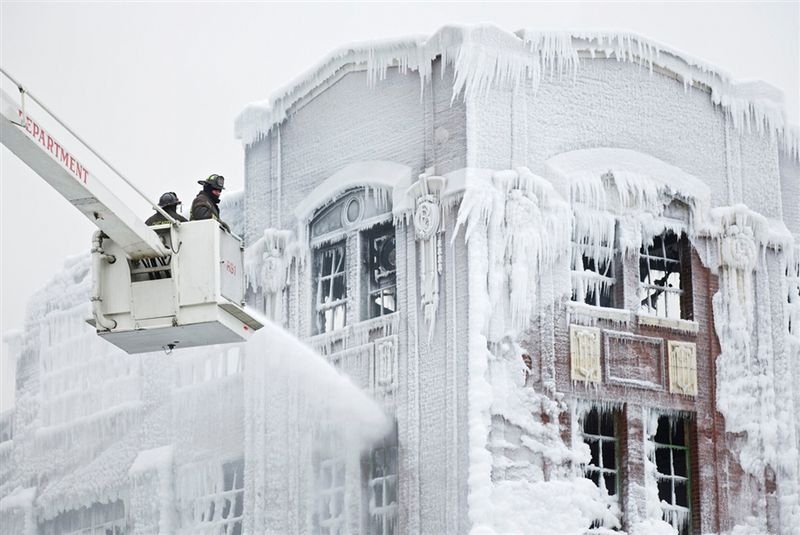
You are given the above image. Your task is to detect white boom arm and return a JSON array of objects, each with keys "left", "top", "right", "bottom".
[{"left": 1, "top": 87, "right": 167, "bottom": 259}]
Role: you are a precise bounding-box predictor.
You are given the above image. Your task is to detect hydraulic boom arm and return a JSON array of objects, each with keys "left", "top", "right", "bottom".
[{"left": 0, "top": 81, "right": 167, "bottom": 259}]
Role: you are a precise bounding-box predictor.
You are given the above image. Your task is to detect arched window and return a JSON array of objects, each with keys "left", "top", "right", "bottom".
[{"left": 309, "top": 190, "right": 396, "bottom": 335}]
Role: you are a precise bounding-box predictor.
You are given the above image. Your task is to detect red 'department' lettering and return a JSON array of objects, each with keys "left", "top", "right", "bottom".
[{"left": 19, "top": 110, "right": 89, "bottom": 184}]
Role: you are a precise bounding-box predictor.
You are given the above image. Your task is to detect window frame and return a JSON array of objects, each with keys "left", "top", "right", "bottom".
[
  {"left": 580, "top": 407, "right": 621, "bottom": 498},
  {"left": 308, "top": 189, "right": 397, "bottom": 337},
  {"left": 314, "top": 454, "right": 347, "bottom": 534},
  {"left": 652, "top": 415, "right": 693, "bottom": 535},
  {"left": 365, "top": 424, "right": 399, "bottom": 535},
  {"left": 571, "top": 224, "right": 620, "bottom": 309},
  {"left": 638, "top": 230, "right": 693, "bottom": 320},
  {"left": 313, "top": 240, "right": 349, "bottom": 335},
  {"left": 362, "top": 222, "right": 398, "bottom": 320},
  {"left": 178, "top": 458, "right": 244, "bottom": 535}
]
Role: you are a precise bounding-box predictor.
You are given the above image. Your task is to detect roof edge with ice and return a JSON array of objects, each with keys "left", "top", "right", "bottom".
[{"left": 234, "top": 24, "right": 798, "bottom": 158}]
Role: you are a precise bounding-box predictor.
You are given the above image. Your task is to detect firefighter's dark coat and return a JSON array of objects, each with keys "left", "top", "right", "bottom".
[
  {"left": 190, "top": 189, "right": 230, "bottom": 231},
  {"left": 145, "top": 207, "right": 188, "bottom": 226}
]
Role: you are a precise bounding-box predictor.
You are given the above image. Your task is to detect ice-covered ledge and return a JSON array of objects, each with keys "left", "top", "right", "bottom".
[
  {"left": 0, "top": 486, "right": 36, "bottom": 512},
  {"left": 637, "top": 314, "right": 699, "bottom": 334},
  {"left": 566, "top": 301, "right": 633, "bottom": 325},
  {"left": 308, "top": 312, "right": 400, "bottom": 356}
]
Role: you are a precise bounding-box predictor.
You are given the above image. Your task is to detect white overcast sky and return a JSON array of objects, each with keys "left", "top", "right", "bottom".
[{"left": 0, "top": 1, "right": 798, "bottom": 393}]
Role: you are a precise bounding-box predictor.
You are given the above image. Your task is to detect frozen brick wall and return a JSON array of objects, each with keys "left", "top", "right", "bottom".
[
  {"left": 241, "top": 60, "right": 474, "bottom": 534},
  {"left": 739, "top": 132, "right": 783, "bottom": 216},
  {"left": 779, "top": 153, "right": 800, "bottom": 237},
  {"left": 501, "top": 61, "right": 731, "bottom": 203},
  {"left": 244, "top": 136, "right": 271, "bottom": 245},
  {"left": 464, "top": 58, "right": 787, "bottom": 217},
  {"left": 431, "top": 61, "right": 467, "bottom": 176},
  {"left": 272, "top": 68, "right": 427, "bottom": 230}
]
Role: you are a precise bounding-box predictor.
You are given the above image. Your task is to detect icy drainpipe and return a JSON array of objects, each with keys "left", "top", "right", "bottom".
[{"left": 91, "top": 230, "right": 117, "bottom": 330}]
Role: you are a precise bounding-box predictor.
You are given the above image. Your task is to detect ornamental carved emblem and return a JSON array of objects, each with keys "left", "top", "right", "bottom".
[
  {"left": 260, "top": 254, "right": 287, "bottom": 295},
  {"left": 414, "top": 194, "right": 440, "bottom": 240},
  {"left": 720, "top": 224, "right": 757, "bottom": 271}
]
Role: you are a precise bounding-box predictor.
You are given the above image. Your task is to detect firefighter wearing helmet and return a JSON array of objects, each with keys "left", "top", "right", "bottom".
[
  {"left": 145, "top": 191, "right": 188, "bottom": 226},
  {"left": 190, "top": 174, "right": 230, "bottom": 232}
]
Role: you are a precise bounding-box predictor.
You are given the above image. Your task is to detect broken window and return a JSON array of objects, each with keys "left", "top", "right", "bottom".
[
  {"left": 639, "top": 231, "right": 693, "bottom": 320},
  {"left": 581, "top": 408, "right": 620, "bottom": 498},
  {"left": 366, "top": 424, "right": 399, "bottom": 535},
  {"left": 571, "top": 227, "right": 618, "bottom": 308},
  {"left": 315, "top": 455, "right": 347, "bottom": 534},
  {"left": 314, "top": 242, "right": 348, "bottom": 334},
  {"left": 653, "top": 415, "right": 692, "bottom": 535},
  {"left": 364, "top": 224, "right": 397, "bottom": 319}
]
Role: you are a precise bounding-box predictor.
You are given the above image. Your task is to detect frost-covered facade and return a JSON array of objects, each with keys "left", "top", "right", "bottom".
[{"left": 2, "top": 24, "right": 799, "bottom": 535}]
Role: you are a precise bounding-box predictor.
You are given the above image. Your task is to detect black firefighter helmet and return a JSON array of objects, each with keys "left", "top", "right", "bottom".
[
  {"left": 158, "top": 191, "right": 181, "bottom": 208},
  {"left": 198, "top": 173, "right": 225, "bottom": 190}
]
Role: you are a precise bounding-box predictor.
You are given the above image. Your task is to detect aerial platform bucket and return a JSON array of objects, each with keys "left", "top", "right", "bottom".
[{"left": 89, "top": 219, "right": 263, "bottom": 354}]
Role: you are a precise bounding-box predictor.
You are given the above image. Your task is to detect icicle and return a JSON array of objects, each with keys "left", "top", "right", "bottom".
[{"left": 235, "top": 26, "right": 797, "bottom": 161}]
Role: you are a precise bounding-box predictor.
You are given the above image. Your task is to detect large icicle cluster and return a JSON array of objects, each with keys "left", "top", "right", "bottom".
[
  {"left": 547, "top": 148, "right": 710, "bottom": 319},
  {"left": 455, "top": 167, "right": 571, "bottom": 335},
  {"left": 697, "top": 205, "right": 800, "bottom": 532},
  {"left": 457, "top": 168, "right": 621, "bottom": 533},
  {"left": 234, "top": 25, "right": 798, "bottom": 160}
]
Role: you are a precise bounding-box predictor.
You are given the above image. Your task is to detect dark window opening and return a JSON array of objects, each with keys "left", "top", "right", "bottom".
[
  {"left": 571, "top": 228, "right": 618, "bottom": 309},
  {"left": 581, "top": 408, "right": 621, "bottom": 531},
  {"left": 582, "top": 408, "right": 620, "bottom": 497},
  {"left": 363, "top": 224, "right": 397, "bottom": 319},
  {"left": 653, "top": 415, "right": 692, "bottom": 535}
]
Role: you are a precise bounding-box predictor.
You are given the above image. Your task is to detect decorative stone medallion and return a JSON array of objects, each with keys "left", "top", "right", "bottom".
[
  {"left": 414, "top": 194, "right": 440, "bottom": 240},
  {"left": 720, "top": 224, "right": 757, "bottom": 271}
]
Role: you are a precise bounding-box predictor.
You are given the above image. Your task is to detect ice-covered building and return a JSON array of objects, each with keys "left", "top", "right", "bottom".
[{"left": 2, "top": 24, "right": 799, "bottom": 535}]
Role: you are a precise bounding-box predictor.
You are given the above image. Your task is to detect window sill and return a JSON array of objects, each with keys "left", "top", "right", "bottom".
[
  {"left": 309, "top": 313, "right": 399, "bottom": 355},
  {"left": 567, "top": 302, "right": 633, "bottom": 324},
  {"left": 637, "top": 314, "right": 698, "bottom": 334}
]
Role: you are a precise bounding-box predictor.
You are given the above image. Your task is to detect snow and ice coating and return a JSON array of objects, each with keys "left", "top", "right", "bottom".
[
  {"left": 0, "top": 245, "right": 390, "bottom": 534},
  {"left": 4, "top": 22, "right": 800, "bottom": 535},
  {"left": 234, "top": 24, "right": 798, "bottom": 159}
]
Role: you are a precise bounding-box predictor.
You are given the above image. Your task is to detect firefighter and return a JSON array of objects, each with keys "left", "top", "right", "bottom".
[
  {"left": 145, "top": 191, "right": 188, "bottom": 225},
  {"left": 190, "top": 174, "right": 230, "bottom": 231}
]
